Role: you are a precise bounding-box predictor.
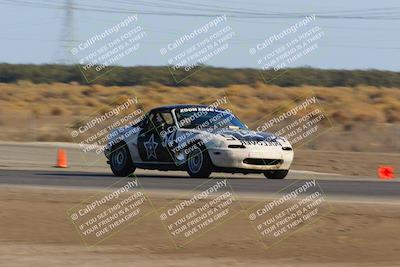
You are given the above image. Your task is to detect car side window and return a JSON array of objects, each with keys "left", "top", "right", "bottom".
[
  {"left": 175, "top": 111, "right": 192, "bottom": 128},
  {"left": 148, "top": 112, "right": 165, "bottom": 129},
  {"left": 160, "top": 112, "right": 174, "bottom": 126},
  {"left": 144, "top": 111, "right": 174, "bottom": 132}
]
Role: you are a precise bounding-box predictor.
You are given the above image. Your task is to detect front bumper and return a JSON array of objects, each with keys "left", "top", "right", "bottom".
[{"left": 208, "top": 146, "right": 293, "bottom": 171}]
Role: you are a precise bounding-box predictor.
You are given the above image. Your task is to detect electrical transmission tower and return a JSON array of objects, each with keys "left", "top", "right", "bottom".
[{"left": 54, "top": 0, "right": 75, "bottom": 64}]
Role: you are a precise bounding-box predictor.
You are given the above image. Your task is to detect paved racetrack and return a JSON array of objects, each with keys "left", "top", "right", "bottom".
[
  {"left": 0, "top": 169, "right": 399, "bottom": 200},
  {"left": 0, "top": 142, "right": 398, "bottom": 200}
]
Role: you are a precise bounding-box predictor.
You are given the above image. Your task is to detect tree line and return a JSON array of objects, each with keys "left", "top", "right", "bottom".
[{"left": 0, "top": 63, "right": 399, "bottom": 88}]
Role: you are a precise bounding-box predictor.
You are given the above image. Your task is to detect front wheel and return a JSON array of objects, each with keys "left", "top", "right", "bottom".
[
  {"left": 186, "top": 146, "right": 212, "bottom": 178},
  {"left": 110, "top": 143, "right": 136, "bottom": 177},
  {"left": 263, "top": 170, "right": 289, "bottom": 179}
]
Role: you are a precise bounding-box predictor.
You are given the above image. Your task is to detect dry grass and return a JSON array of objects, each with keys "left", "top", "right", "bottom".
[{"left": 0, "top": 81, "right": 399, "bottom": 152}]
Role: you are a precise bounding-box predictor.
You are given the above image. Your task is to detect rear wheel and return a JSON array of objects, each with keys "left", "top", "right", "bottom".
[
  {"left": 263, "top": 170, "right": 289, "bottom": 179},
  {"left": 110, "top": 143, "right": 136, "bottom": 177},
  {"left": 186, "top": 146, "right": 212, "bottom": 178}
]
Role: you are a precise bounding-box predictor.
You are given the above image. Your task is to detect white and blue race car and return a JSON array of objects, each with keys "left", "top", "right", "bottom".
[{"left": 104, "top": 104, "right": 293, "bottom": 179}]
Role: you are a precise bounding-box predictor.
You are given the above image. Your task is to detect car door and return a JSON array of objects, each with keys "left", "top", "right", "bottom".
[{"left": 137, "top": 111, "right": 174, "bottom": 163}]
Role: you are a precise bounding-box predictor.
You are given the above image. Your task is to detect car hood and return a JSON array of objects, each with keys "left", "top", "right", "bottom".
[
  {"left": 215, "top": 129, "right": 279, "bottom": 142},
  {"left": 183, "top": 128, "right": 281, "bottom": 142}
]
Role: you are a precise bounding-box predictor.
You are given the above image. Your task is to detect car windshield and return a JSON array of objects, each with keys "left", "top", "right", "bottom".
[{"left": 175, "top": 108, "right": 247, "bottom": 129}]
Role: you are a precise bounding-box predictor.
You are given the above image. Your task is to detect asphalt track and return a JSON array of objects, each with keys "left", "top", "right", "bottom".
[{"left": 0, "top": 169, "right": 399, "bottom": 199}]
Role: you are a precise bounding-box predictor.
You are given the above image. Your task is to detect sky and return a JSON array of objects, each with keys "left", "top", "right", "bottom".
[{"left": 0, "top": 0, "right": 399, "bottom": 71}]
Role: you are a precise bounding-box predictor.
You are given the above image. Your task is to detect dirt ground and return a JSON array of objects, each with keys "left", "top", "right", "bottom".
[
  {"left": 293, "top": 150, "right": 399, "bottom": 177},
  {"left": 0, "top": 186, "right": 399, "bottom": 266}
]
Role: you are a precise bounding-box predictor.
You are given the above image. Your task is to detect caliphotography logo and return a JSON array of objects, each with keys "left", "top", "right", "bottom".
[
  {"left": 67, "top": 178, "right": 155, "bottom": 247},
  {"left": 70, "top": 95, "right": 146, "bottom": 165},
  {"left": 155, "top": 178, "right": 242, "bottom": 248},
  {"left": 249, "top": 14, "right": 324, "bottom": 83},
  {"left": 252, "top": 91, "right": 334, "bottom": 149},
  {"left": 71, "top": 14, "right": 147, "bottom": 82},
  {"left": 159, "top": 14, "right": 236, "bottom": 83},
  {"left": 246, "top": 179, "right": 332, "bottom": 249}
]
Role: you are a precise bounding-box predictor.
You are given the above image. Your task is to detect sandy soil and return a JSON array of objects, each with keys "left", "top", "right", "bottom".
[
  {"left": 0, "top": 186, "right": 399, "bottom": 266},
  {"left": 293, "top": 150, "right": 399, "bottom": 177}
]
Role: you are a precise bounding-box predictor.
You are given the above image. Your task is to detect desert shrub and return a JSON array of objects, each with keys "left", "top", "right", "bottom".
[{"left": 50, "top": 107, "right": 64, "bottom": 116}]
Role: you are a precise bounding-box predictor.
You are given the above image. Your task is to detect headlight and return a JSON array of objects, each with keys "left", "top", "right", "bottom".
[
  {"left": 205, "top": 135, "right": 228, "bottom": 148},
  {"left": 210, "top": 139, "right": 226, "bottom": 148}
]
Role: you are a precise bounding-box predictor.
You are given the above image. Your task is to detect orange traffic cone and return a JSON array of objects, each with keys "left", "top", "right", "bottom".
[{"left": 55, "top": 149, "right": 68, "bottom": 168}]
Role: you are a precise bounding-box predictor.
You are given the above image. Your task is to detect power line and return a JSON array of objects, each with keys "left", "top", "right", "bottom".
[{"left": 1, "top": 0, "right": 400, "bottom": 20}]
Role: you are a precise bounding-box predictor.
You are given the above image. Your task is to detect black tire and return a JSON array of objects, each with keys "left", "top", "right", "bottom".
[
  {"left": 110, "top": 143, "right": 136, "bottom": 177},
  {"left": 186, "top": 145, "right": 212, "bottom": 178},
  {"left": 263, "top": 170, "right": 289, "bottom": 179}
]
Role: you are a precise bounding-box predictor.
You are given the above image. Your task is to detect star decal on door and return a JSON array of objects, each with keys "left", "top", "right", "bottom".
[{"left": 144, "top": 134, "right": 158, "bottom": 159}]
